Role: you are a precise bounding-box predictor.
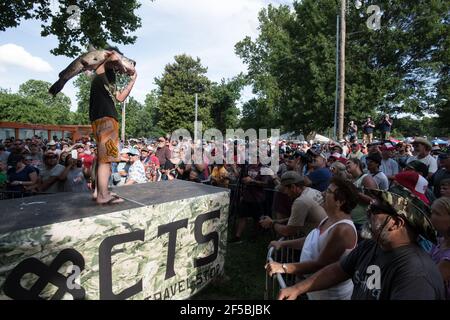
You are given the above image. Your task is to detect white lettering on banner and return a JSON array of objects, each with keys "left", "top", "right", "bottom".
[{"left": 66, "top": 265, "right": 81, "bottom": 290}]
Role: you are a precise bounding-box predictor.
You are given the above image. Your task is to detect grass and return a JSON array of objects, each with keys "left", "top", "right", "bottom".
[{"left": 192, "top": 219, "right": 274, "bottom": 300}]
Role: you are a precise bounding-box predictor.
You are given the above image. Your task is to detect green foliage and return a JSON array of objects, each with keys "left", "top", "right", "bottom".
[
  {"left": 210, "top": 75, "right": 246, "bottom": 132},
  {"left": 391, "top": 116, "right": 445, "bottom": 138},
  {"left": 0, "top": 1, "right": 151, "bottom": 57},
  {"left": 155, "top": 54, "right": 214, "bottom": 134},
  {"left": 235, "top": 0, "right": 449, "bottom": 136},
  {"left": 73, "top": 73, "right": 93, "bottom": 124},
  {"left": 0, "top": 80, "right": 74, "bottom": 125}
]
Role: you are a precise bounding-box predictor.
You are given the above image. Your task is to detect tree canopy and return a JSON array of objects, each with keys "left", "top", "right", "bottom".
[
  {"left": 0, "top": 80, "right": 73, "bottom": 125},
  {"left": 236, "top": 0, "right": 449, "bottom": 136},
  {"left": 1, "top": 0, "right": 151, "bottom": 57}
]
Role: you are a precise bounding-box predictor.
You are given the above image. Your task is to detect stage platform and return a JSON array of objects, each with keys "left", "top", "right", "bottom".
[{"left": 0, "top": 180, "right": 230, "bottom": 300}]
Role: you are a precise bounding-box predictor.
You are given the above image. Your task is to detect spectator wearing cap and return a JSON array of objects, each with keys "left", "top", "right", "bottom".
[
  {"left": 392, "top": 171, "right": 430, "bottom": 205},
  {"left": 112, "top": 148, "right": 131, "bottom": 186},
  {"left": 46, "top": 140, "right": 61, "bottom": 156},
  {"left": 346, "top": 158, "right": 378, "bottom": 231},
  {"left": 260, "top": 171, "right": 326, "bottom": 237},
  {"left": 431, "top": 148, "right": 450, "bottom": 198},
  {"left": 277, "top": 189, "right": 445, "bottom": 300},
  {"left": 430, "top": 197, "right": 450, "bottom": 299},
  {"left": 125, "top": 148, "right": 147, "bottom": 185},
  {"left": 407, "top": 137, "right": 437, "bottom": 180},
  {"left": 266, "top": 177, "right": 358, "bottom": 300},
  {"left": 405, "top": 160, "right": 436, "bottom": 203},
  {"left": 76, "top": 144, "right": 94, "bottom": 172},
  {"left": 38, "top": 152, "right": 65, "bottom": 193},
  {"left": 330, "top": 161, "right": 349, "bottom": 180},
  {"left": 6, "top": 154, "right": 38, "bottom": 197},
  {"left": 304, "top": 151, "right": 332, "bottom": 192},
  {"left": 380, "top": 144, "right": 399, "bottom": 180},
  {"left": 277, "top": 152, "right": 304, "bottom": 177},
  {"left": 394, "top": 142, "right": 410, "bottom": 169},
  {"left": 155, "top": 137, "right": 171, "bottom": 167},
  {"left": 366, "top": 153, "right": 389, "bottom": 191},
  {"left": 347, "top": 143, "right": 364, "bottom": 160}
]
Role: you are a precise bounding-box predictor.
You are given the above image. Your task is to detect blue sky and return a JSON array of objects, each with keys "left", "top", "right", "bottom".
[{"left": 0, "top": 0, "right": 292, "bottom": 111}]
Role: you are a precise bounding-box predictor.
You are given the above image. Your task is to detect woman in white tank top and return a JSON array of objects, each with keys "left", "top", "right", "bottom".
[{"left": 266, "top": 178, "right": 359, "bottom": 300}]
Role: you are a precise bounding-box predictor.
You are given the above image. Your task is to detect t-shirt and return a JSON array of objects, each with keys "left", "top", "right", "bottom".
[
  {"left": 0, "top": 150, "right": 10, "bottom": 163},
  {"left": 407, "top": 154, "right": 438, "bottom": 175},
  {"left": 89, "top": 71, "right": 118, "bottom": 122},
  {"left": 340, "top": 239, "right": 445, "bottom": 300},
  {"left": 127, "top": 160, "right": 147, "bottom": 184},
  {"left": 307, "top": 167, "right": 332, "bottom": 192},
  {"left": 288, "top": 187, "right": 327, "bottom": 235},
  {"left": 379, "top": 119, "right": 392, "bottom": 133},
  {"left": 363, "top": 121, "right": 375, "bottom": 134},
  {"left": 63, "top": 168, "right": 89, "bottom": 193},
  {"left": 6, "top": 165, "right": 36, "bottom": 192},
  {"left": 381, "top": 158, "right": 399, "bottom": 178},
  {"left": 430, "top": 238, "right": 450, "bottom": 299},
  {"left": 39, "top": 164, "right": 65, "bottom": 193},
  {"left": 372, "top": 171, "right": 389, "bottom": 190}
]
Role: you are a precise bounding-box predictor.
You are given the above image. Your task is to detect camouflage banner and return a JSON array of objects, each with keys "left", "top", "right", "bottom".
[{"left": 0, "top": 191, "right": 229, "bottom": 300}]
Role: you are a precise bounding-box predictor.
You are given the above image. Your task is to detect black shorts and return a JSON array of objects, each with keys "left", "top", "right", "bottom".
[{"left": 238, "top": 201, "right": 265, "bottom": 220}]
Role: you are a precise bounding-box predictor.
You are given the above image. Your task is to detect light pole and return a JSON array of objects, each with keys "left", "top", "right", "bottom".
[
  {"left": 334, "top": 14, "right": 340, "bottom": 141},
  {"left": 194, "top": 93, "right": 198, "bottom": 143},
  {"left": 337, "top": 0, "right": 346, "bottom": 140}
]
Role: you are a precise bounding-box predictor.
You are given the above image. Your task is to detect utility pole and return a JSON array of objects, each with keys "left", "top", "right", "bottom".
[
  {"left": 334, "top": 14, "right": 340, "bottom": 141},
  {"left": 194, "top": 93, "right": 198, "bottom": 143},
  {"left": 121, "top": 98, "right": 126, "bottom": 143},
  {"left": 337, "top": 0, "right": 346, "bottom": 140}
]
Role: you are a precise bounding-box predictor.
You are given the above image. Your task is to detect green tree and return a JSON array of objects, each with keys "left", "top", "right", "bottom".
[
  {"left": 235, "top": 1, "right": 449, "bottom": 136},
  {"left": 0, "top": 0, "right": 153, "bottom": 57},
  {"left": 73, "top": 73, "right": 93, "bottom": 124},
  {"left": 155, "top": 54, "right": 213, "bottom": 134},
  {"left": 17, "top": 80, "right": 73, "bottom": 124},
  {"left": 1, "top": 80, "right": 73, "bottom": 125},
  {"left": 210, "top": 75, "right": 245, "bottom": 132}
]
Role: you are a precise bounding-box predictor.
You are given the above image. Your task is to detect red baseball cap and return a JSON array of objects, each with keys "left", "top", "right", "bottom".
[{"left": 393, "top": 171, "right": 430, "bottom": 205}]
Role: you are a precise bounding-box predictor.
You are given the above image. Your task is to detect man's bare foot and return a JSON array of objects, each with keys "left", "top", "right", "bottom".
[
  {"left": 96, "top": 194, "right": 124, "bottom": 205},
  {"left": 92, "top": 192, "right": 118, "bottom": 201}
]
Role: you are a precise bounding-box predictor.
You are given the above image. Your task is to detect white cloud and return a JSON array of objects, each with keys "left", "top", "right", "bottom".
[{"left": 0, "top": 43, "right": 53, "bottom": 73}]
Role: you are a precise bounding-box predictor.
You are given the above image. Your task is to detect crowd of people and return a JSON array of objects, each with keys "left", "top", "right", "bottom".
[
  {"left": 1, "top": 128, "right": 449, "bottom": 300},
  {"left": 262, "top": 135, "right": 450, "bottom": 300}
]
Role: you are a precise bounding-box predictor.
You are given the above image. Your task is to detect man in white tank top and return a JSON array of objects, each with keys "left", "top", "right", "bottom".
[{"left": 266, "top": 177, "right": 359, "bottom": 299}]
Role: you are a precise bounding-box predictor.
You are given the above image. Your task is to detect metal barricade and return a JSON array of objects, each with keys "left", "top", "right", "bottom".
[{"left": 264, "top": 236, "right": 300, "bottom": 300}]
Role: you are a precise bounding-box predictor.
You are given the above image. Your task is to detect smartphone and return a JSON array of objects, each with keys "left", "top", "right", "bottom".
[{"left": 71, "top": 150, "right": 78, "bottom": 160}]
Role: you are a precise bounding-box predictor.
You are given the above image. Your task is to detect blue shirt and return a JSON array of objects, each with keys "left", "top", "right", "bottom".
[{"left": 307, "top": 167, "right": 332, "bottom": 192}]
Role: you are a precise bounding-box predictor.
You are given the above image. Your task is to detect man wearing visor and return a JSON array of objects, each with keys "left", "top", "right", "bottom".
[{"left": 276, "top": 189, "right": 445, "bottom": 300}]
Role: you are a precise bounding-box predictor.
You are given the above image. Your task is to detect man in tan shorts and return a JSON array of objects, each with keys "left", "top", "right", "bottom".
[{"left": 89, "top": 46, "right": 137, "bottom": 205}]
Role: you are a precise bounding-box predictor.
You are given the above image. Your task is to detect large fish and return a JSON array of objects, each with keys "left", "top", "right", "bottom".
[{"left": 49, "top": 47, "right": 136, "bottom": 96}]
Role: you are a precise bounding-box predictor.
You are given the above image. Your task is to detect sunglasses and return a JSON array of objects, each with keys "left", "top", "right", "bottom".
[{"left": 45, "top": 155, "right": 58, "bottom": 159}]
